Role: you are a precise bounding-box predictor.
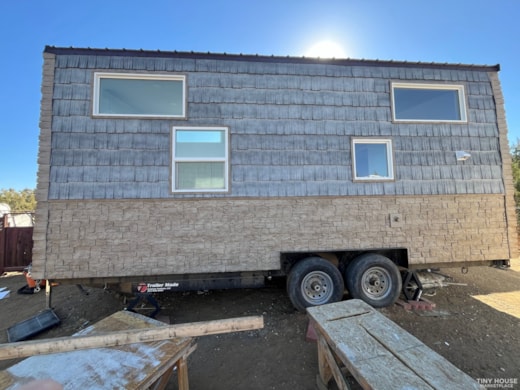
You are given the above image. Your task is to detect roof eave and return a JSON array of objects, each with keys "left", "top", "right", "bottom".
[{"left": 43, "top": 46, "right": 500, "bottom": 72}]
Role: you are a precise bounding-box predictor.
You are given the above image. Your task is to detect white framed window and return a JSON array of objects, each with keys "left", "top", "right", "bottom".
[
  {"left": 391, "top": 83, "right": 467, "bottom": 122},
  {"left": 93, "top": 72, "right": 186, "bottom": 117},
  {"left": 172, "top": 127, "right": 229, "bottom": 193},
  {"left": 352, "top": 139, "right": 394, "bottom": 181}
]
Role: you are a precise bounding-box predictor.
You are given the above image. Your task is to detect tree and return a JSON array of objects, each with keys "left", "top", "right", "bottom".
[
  {"left": 0, "top": 188, "right": 36, "bottom": 212},
  {"left": 511, "top": 141, "right": 520, "bottom": 227}
]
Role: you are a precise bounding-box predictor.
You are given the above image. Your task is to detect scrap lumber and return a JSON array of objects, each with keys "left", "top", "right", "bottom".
[{"left": 0, "top": 314, "right": 263, "bottom": 360}]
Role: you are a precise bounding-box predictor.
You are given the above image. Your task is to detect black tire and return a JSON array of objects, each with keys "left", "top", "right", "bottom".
[
  {"left": 345, "top": 254, "right": 401, "bottom": 308},
  {"left": 287, "top": 257, "right": 344, "bottom": 312}
]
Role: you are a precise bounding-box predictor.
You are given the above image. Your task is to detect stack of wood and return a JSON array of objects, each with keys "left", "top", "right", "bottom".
[{"left": 0, "top": 311, "right": 264, "bottom": 389}]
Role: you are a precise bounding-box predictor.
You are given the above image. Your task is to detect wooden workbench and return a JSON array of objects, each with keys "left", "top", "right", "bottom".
[
  {"left": 0, "top": 310, "right": 196, "bottom": 389},
  {"left": 307, "top": 299, "right": 483, "bottom": 390}
]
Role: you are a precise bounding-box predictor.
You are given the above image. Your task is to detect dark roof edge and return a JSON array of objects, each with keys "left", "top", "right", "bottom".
[{"left": 44, "top": 46, "right": 500, "bottom": 72}]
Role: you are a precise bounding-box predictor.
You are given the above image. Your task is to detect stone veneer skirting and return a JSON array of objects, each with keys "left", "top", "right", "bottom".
[{"left": 31, "top": 194, "right": 516, "bottom": 280}]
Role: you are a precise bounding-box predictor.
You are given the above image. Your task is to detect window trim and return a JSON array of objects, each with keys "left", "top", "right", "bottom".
[
  {"left": 352, "top": 138, "right": 395, "bottom": 182},
  {"left": 171, "top": 126, "right": 230, "bottom": 193},
  {"left": 391, "top": 82, "right": 467, "bottom": 123},
  {"left": 93, "top": 72, "right": 186, "bottom": 118}
]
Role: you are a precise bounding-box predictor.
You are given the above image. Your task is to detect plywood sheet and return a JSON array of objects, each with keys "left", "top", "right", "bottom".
[{"left": 0, "top": 311, "right": 194, "bottom": 390}]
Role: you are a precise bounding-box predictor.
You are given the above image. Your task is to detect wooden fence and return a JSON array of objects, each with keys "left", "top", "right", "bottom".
[{"left": 0, "top": 214, "right": 33, "bottom": 275}]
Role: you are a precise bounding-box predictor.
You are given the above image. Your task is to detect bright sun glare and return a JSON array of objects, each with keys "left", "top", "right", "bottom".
[{"left": 305, "top": 40, "right": 347, "bottom": 59}]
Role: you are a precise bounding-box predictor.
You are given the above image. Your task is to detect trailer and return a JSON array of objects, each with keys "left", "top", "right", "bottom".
[{"left": 32, "top": 46, "right": 517, "bottom": 311}]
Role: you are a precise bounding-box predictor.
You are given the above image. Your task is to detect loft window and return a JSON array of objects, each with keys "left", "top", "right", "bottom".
[
  {"left": 172, "top": 127, "right": 229, "bottom": 192},
  {"left": 93, "top": 73, "right": 186, "bottom": 117},
  {"left": 352, "top": 139, "right": 394, "bottom": 181},
  {"left": 392, "top": 83, "right": 467, "bottom": 122}
]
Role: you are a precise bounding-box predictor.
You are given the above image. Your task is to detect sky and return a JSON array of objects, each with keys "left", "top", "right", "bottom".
[{"left": 1, "top": 0, "right": 520, "bottom": 190}]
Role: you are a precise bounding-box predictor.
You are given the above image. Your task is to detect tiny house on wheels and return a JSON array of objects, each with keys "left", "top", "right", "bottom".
[{"left": 33, "top": 46, "right": 517, "bottom": 311}]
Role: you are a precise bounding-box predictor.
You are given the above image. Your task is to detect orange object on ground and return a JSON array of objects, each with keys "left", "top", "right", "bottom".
[{"left": 24, "top": 270, "right": 46, "bottom": 289}]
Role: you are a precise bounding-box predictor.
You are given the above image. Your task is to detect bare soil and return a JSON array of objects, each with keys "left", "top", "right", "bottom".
[{"left": 0, "top": 261, "right": 519, "bottom": 389}]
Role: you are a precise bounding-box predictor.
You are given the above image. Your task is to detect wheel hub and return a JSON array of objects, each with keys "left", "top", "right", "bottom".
[
  {"left": 362, "top": 267, "right": 390, "bottom": 298},
  {"left": 301, "top": 271, "right": 333, "bottom": 305}
]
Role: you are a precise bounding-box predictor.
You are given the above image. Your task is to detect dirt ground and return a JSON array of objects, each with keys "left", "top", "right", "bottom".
[{"left": 0, "top": 259, "right": 519, "bottom": 389}]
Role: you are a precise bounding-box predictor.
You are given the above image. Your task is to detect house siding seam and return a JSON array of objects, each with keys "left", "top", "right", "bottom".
[
  {"left": 32, "top": 195, "right": 510, "bottom": 280},
  {"left": 45, "top": 53, "right": 505, "bottom": 200},
  {"left": 488, "top": 71, "right": 518, "bottom": 259},
  {"left": 33, "top": 52, "right": 56, "bottom": 277}
]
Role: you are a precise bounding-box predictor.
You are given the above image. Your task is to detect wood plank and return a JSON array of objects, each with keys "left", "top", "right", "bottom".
[
  {"left": 340, "top": 351, "right": 433, "bottom": 390},
  {"left": 358, "top": 311, "right": 426, "bottom": 352},
  {"left": 139, "top": 342, "right": 197, "bottom": 390},
  {"left": 177, "top": 355, "right": 191, "bottom": 390},
  {"left": 307, "top": 300, "right": 482, "bottom": 390},
  {"left": 396, "top": 346, "right": 483, "bottom": 390},
  {"left": 318, "top": 337, "right": 351, "bottom": 390},
  {"left": 150, "top": 343, "right": 196, "bottom": 390},
  {"left": 309, "top": 305, "right": 432, "bottom": 388},
  {"left": 307, "top": 299, "right": 373, "bottom": 322},
  {"left": 0, "top": 312, "right": 263, "bottom": 360},
  {"left": 359, "top": 309, "right": 482, "bottom": 389},
  {"left": 0, "top": 336, "right": 195, "bottom": 389},
  {"left": 317, "top": 335, "right": 333, "bottom": 385},
  {"left": 322, "top": 322, "right": 433, "bottom": 389},
  {"left": 317, "top": 320, "right": 390, "bottom": 363},
  {"left": 0, "top": 310, "right": 196, "bottom": 390}
]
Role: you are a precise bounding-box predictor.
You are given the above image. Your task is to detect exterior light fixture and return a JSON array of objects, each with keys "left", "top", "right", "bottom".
[{"left": 456, "top": 151, "right": 471, "bottom": 161}]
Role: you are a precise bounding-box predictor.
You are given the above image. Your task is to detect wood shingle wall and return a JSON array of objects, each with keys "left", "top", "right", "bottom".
[{"left": 46, "top": 50, "right": 503, "bottom": 199}]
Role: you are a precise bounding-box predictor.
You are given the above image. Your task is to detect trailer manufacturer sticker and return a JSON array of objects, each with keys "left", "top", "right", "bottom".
[{"left": 136, "top": 282, "right": 180, "bottom": 293}]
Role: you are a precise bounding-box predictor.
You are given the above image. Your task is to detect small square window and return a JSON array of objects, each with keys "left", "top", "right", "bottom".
[
  {"left": 352, "top": 139, "right": 394, "bottom": 181},
  {"left": 392, "top": 83, "right": 467, "bottom": 122},
  {"left": 172, "top": 127, "right": 229, "bottom": 192},
  {"left": 93, "top": 73, "right": 186, "bottom": 117}
]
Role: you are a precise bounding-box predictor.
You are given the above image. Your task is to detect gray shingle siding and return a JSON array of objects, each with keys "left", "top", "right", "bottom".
[{"left": 45, "top": 50, "right": 505, "bottom": 200}]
